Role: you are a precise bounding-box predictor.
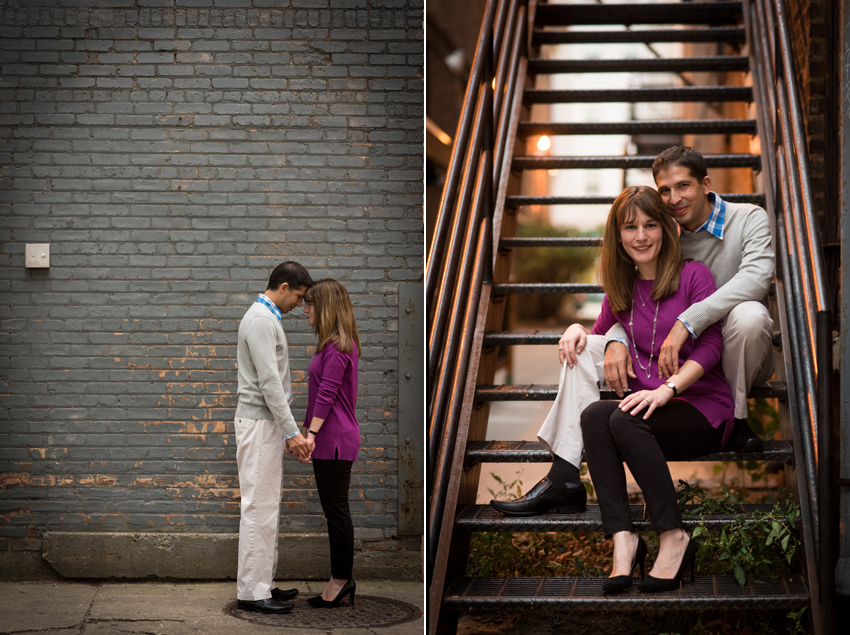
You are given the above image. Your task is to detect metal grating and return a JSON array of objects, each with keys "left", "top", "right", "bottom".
[
  {"left": 524, "top": 86, "right": 753, "bottom": 104},
  {"left": 518, "top": 119, "right": 757, "bottom": 136},
  {"left": 482, "top": 330, "right": 782, "bottom": 350},
  {"left": 512, "top": 154, "right": 761, "bottom": 170},
  {"left": 225, "top": 595, "right": 422, "bottom": 629},
  {"left": 464, "top": 439, "right": 794, "bottom": 465},
  {"left": 444, "top": 576, "right": 809, "bottom": 611},
  {"left": 535, "top": 2, "right": 743, "bottom": 27},
  {"left": 475, "top": 381, "right": 787, "bottom": 402},
  {"left": 532, "top": 27, "right": 747, "bottom": 46},
  {"left": 455, "top": 504, "right": 786, "bottom": 532},
  {"left": 493, "top": 282, "right": 603, "bottom": 295},
  {"left": 506, "top": 192, "right": 766, "bottom": 207},
  {"left": 528, "top": 57, "right": 749, "bottom": 74}
]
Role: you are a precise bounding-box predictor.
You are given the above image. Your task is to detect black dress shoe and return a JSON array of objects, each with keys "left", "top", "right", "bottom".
[
  {"left": 726, "top": 418, "right": 764, "bottom": 453},
  {"left": 271, "top": 587, "right": 299, "bottom": 601},
  {"left": 236, "top": 598, "right": 294, "bottom": 613},
  {"left": 489, "top": 477, "right": 587, "bottom": 516}
]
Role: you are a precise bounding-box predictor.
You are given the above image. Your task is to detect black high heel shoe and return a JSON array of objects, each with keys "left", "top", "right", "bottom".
[
  {"left": 602, "top": 534, "right": 647, "bottom": 595},
  {"left": 638, "top": 536, "right": 698, "bottom": 593},
  {"left": 308, "top": 579, "right": 356, "bottom": 608}
]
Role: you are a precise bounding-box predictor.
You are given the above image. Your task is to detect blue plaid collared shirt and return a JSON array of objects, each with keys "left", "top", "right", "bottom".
[
  {"left": 689, "top": 191, "right": 725, "bottom": 239},
  {"left": 256, "top": 294, "right": 282, "bottom": 321}
]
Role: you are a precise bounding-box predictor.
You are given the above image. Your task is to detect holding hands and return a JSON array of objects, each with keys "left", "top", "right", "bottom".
[{"left": 286, "top": 432, "right": 313, "bottom": 463}]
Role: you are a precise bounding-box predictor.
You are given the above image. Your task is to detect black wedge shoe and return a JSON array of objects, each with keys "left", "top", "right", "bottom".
[
  {"left": 489, "top": 477, "right": 587, "bottom": 516},
  {"left": 602, "top": 534, "right": 647, "bottom": 595},
  {"left": 309, "top": 579, "right": 356, "bottom": 608},
  {"left": 638, "top": 537, "right": 699, "bottom": 593}
]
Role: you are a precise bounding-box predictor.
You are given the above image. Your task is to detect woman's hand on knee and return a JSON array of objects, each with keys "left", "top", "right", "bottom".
[
  {"left": 559, "top": 324, "right": 589, "bottom": 367},
  {"left": 619, "top": 387, "right": 672, "bottom": 420}
]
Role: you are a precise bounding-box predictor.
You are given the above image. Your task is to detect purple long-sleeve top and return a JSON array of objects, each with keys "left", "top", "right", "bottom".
[
  {"left": 592, "top": 260, "right": 735, "bottom": 446},
  {"left": 305, "top": 341, "right": 360, "bottom": 461}
]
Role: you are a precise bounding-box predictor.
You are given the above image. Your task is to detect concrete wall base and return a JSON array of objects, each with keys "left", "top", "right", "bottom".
[{"left": 33, "top": 532, "right": 421, "bottom": 581}]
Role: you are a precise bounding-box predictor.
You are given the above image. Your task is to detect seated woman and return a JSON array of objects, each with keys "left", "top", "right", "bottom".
[{"left": 492, "top": 185, "right": 734, "bottom": 593}]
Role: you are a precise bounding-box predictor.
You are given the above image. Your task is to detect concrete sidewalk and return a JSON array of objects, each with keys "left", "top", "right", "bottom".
[{"left": 0, "top": 580, "right": 424, "bottom": 634}]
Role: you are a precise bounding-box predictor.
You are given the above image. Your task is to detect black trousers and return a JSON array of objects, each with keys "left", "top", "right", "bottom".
[
  {"left": 312, "top": 458, "right": 355, "bottom": 579},
  {"left": 580, "top": 400, "right": 725, "bottom": 537}
]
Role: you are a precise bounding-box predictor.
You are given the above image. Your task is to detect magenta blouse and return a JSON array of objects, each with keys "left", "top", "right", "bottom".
[
  {"left": 591, "top": 260, "right": 735, "bottom": 446},
  {"left": 305, "top": 341, "right": 360, "bottom": 461}
]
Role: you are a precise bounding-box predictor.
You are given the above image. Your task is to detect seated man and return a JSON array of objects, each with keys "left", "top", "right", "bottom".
[{"left": 491, "top": 146, "right": 774, "bottom": 516}]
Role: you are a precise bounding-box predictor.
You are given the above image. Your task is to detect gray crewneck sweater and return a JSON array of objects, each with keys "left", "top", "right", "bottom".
[
  {"left": 607, "top": 196, "right": 774, "bottom": 340},
  {"left": 235, "top": 302, "right": 299, "bottom": 437}
]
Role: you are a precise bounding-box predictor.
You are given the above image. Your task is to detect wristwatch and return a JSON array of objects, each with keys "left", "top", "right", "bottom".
[{"left": 664, "top": 381, "right": 678, "bottom": 398}]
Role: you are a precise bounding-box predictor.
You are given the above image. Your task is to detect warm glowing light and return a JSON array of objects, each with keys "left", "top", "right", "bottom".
[
  {"left": 426, "top": 117, "right": 453, "bottom": 146},
  {"left": 537, "top": 135, "right": 551, "bottom": 152},
  {"left": 492, "top": 78, "right": 496, "bottom": 89}
]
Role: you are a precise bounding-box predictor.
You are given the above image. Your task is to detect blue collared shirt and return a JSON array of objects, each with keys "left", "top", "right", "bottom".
[
  {"left": 254, "top": 294, "right": 298, "bottom": 441},
  {"left": 256, "top": 294, "right": 282, "bottom": 321}
]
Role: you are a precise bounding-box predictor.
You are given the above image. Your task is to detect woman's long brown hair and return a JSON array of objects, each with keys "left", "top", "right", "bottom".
[
  {"left": 599, "top": 186, "right": 683, "bottom": 314},
  {"left": 304, "top": 279, "right": 361, "bottom": 356}
]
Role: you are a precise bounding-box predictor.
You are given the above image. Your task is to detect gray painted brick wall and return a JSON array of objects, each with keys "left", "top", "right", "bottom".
[{"left": 0, "top": 0, "right": 423, "bottom": 572}]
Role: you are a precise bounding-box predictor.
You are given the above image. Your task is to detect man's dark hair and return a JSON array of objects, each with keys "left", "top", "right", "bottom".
[
  {"left": 267, "top": 261, "right": 313, "bottom": 292},
  {"left": 652, "top": 146, "right": 708, "bottom": 182}
]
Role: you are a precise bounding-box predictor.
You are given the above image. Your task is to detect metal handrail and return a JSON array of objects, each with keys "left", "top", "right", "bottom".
[
  {"left": 426, "top": 0, "right": 526, "bottom": 597},
  {"left": 746, "top": 0, "right": 834, "bottom": 631}
]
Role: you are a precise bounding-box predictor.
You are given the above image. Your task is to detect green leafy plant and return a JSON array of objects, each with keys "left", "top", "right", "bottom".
[{"left": 678, "top": 481, "right": 801, "bottom": 586}]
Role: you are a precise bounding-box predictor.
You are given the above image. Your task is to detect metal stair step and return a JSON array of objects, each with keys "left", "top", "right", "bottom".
[
  {"left": 482, "top": 330, "right": 783, "bottom": 351},
  {"left": 524, "top": 86, "right": 752, "bottom": 104},
  {"left": 518, "top": 119, "right": 757, "bottom": 136},
  {"left": 513, "top": 154, "right": 761, "bottom": 171},
  {"left": 528, "top": 57, "right": 749, "bottom": 75},
  {"left": 443, "top": 575, "right": 808, "bottom": 611},
  {"left": 456, "top": 504, "right": 789, "bottom": 532},
  {"left": 475, "top": 381, "right": 787, "bottom": 402},
  {"left": 533, "top": 27, "right": 746, "bottom": 46},
  {"left": 505, "top": 193, "right": 766, "bottom": 207},
  {"left": 464, "top": 439, "right": 794, "bottom": 465},
  {"left": 536, "top": 2, "right": 743, "bottom": 27},
  {"left": 493, "top": 283, "right": 603, "bottom": 295},
  {"left": 499, "top": 237, "right": 602, "bottom": 248}
]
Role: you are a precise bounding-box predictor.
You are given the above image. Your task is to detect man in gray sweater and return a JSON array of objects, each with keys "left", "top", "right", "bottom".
[
  {"left": 604, "top": 146, "right": 774, "bottom": 453},
  {"left": 234, "top": 261, "right": 314, "bottom": 613},
  {"left": 492, "top": 146, "right": 773, "bottom": 517}
]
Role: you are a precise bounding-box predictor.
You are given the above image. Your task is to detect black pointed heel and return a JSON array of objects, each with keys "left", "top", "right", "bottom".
[
  {"left": 637, "top": 536, "right": 699, "bottom": 593},
  {"left": 309, "top": 579, "right": 356, "bottom": 608},
  {"left": 602, "top": 534, "right": 647, "bottom": 595}
]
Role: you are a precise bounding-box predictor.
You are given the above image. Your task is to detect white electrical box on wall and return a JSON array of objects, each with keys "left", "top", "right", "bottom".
[{"left": 25, "top": 244, "right": 50, "bottom": 268}]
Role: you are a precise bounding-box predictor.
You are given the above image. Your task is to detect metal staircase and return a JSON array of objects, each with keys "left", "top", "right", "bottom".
[{"left": 426, "top": 0, "right": 834, "bottom": 633}]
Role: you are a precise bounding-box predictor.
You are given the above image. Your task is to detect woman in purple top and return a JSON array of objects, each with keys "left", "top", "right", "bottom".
[
  {"left": 577, "top": 187, "right": 734, "bottom": 594},
  {"left": 300, "top": 279, "right": 361, "bottom": 608}
]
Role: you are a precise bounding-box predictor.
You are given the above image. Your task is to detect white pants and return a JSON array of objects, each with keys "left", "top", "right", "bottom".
[
  {"left": 721, "top": 301, "right": 775, "bottom": 419},
  {"left": 235, "top": 417, "right": 284, "bottom": 601},
  {"left": 537, "top": 303, "right": 775, "bottom": 464}
]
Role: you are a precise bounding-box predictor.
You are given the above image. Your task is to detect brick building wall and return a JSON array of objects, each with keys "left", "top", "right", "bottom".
[{"left": 0, "top": 0, "right": 423, "bottom": 580}]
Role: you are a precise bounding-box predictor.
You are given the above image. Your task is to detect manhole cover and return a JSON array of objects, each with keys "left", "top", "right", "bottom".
[{"left": 224, "top": 595, "right": 422, "bottom": 629}]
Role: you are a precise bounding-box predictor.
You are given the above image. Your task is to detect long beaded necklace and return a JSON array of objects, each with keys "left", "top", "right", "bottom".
[{"left": 629, "top": 280, "right": 659, "bottom": 379}]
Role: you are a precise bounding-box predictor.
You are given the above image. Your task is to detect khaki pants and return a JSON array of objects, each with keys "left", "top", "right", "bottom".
[
  {"left": 538, "top": 303, "right": 775, "bottom": 464},
  {"left": 234, "top": 416, "right": 284, "bottom": 601}
]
